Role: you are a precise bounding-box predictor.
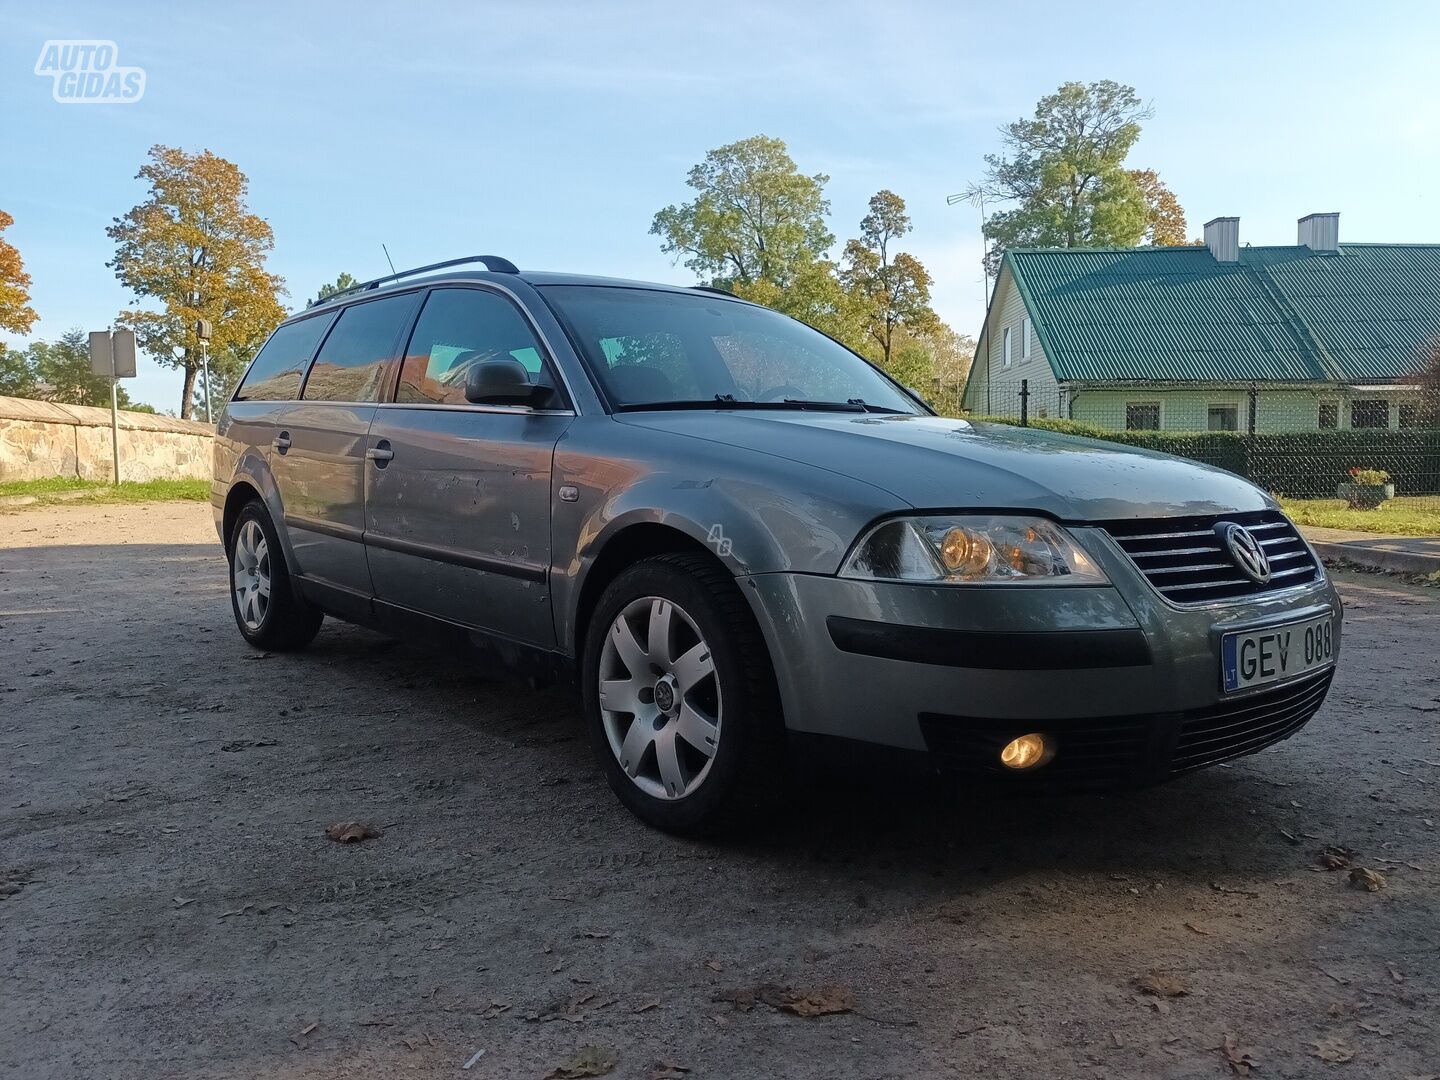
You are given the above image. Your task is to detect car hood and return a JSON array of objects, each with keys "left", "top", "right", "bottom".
[{"left": 616, "top": 411, "right": 1273, "bottom": 522}]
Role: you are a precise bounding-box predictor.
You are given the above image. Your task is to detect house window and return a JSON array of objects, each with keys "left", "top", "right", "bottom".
[
  {"left": 1126, "top": 402, "right": 1161, "bottom": 431},
  {"left": 1021, "top": 318, "right": 1032, "bottom": 362},
  {"left": 1398, "top": 403, "right": 1422, "bottom": 429},
  {"left": 1002, "top": 327, "right": 1012, "bottom": 366},
  {"left": 1317, "top": 401, "right": 1339, "bottom": 429},
  {"left": 1207, "top": 404, "right": 1239, "bottom": 431},
  {"left": 1351, "top": 399, "right": 1390, "bottom": 429}
]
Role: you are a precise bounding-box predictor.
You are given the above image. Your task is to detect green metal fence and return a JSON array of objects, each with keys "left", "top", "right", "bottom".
[{"left": 958, "top": 376, "right": 1440, "bottom": 525}]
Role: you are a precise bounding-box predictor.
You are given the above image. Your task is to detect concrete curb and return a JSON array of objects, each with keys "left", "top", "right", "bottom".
[{"left": 1304, "top": 536, "right": 1440, "bottom": 576}]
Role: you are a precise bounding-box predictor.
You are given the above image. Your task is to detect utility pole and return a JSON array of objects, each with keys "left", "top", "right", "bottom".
[{"left": 196, "top": 319, "right": 214, "bottom": 422}]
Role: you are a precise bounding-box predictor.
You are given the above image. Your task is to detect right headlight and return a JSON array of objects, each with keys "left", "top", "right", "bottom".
[{"left": 839, "top": 515, "right": 1109, "bottom": 585}]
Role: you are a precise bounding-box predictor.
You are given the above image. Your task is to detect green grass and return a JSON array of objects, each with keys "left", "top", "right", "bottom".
[
  {"left": 0, "top": 476, "right": 210, "bottom": 507},
  {"left": 1279, "top": 495, "right": 1440, "bottom": 537}
]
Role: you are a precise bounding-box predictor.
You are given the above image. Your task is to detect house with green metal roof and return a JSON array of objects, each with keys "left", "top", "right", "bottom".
[{"left": 962, "top": 214, "right": 1440, "bottom": 433}]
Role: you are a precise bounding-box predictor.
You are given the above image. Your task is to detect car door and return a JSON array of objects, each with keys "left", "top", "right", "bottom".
[
  {"left": 269, "top": 291, "right": 421, "bottom": 611},
  {"left": 364, "top": 285, "right": 573, "bottom": 646}
]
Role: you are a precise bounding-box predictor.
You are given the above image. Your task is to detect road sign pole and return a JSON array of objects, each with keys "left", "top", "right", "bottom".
[{"left": 110, "top": 368, "right": 121, "bottom": 485}]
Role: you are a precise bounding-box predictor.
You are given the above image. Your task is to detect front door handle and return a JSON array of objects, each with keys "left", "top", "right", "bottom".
[
  {"left": 273, "top": 431, "right": 291, "bottom": 454},
  {"left": 366, "top": 441, "right": 394, "bottom": 466}
]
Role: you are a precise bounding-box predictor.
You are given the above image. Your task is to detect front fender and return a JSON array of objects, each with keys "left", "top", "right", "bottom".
[{"left": 548, "top": 417, "right": 906, "bottom": 654}]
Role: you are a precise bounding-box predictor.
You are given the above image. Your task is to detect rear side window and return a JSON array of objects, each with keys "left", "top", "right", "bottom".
[
  {"left": 233, "top": 313, "right": 334, "bottom": 401},
  {"left": 302, "top": 293, "right": 418, "bottom": 403},
  {"left": 397, "top": 288, "right": 551, "bottom": 406}
]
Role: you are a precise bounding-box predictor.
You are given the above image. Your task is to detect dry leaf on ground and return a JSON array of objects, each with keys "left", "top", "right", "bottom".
[
  {"left": 1317, "top": 845, "right": 1356, "bottom": 870},
  {"left": 1312, "top": 1035, "right": 1355, "bottom": 1063},
  {"left": 1220, "top": 1033, "right": 1260, "bottom": 1075},
  {"left": 714, "top": 983, "right": 854, "bottom": 1017},
  {"left": 544, "top": 1044, "right": 618, "bottom": 1079},
  {"left": 325, "top": 821, "right": 381, "bottom": 844},
  {"left": 1349, "top": 867, "right": 1386, "bottom": 892},
  {"left": 1134, "top": 972, "right": 1188, "bottom": 998}
]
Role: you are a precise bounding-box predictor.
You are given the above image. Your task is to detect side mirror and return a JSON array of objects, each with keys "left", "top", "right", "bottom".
[{"left": 464, "top": 358, "right": 555, "bottom": 408}]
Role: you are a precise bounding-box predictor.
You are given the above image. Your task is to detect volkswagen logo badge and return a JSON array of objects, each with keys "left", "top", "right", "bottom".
[{"left": 1219, "top": 523, "right": 1272, "bottom": 584}]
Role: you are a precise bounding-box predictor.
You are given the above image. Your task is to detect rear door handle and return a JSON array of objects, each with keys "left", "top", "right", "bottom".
[
  {"left": 366, "top": 441, "right": 394, "bottom": 465},
  {"left": 273, "top": 432, "right": 291, "bottom": 454}
]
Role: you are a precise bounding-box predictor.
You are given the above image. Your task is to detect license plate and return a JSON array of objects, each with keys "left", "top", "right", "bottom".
[{"left": 1222, "top": 614, "right": 1335, "bottom": 693}]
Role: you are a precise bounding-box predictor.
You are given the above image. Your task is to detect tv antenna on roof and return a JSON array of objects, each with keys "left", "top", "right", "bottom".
[{"left": 382, "top": 243, "right": 397, "bottom": 275}]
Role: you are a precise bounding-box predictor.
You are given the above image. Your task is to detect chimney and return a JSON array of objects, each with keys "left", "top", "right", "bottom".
[
  {"left": 1203, "top": 216, "right": 1240, "bottom": 262},
  {"left": 1298, "top": 212, "right": 1340, "bottom": 251}
]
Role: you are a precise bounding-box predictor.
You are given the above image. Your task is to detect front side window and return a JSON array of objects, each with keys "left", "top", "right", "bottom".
[
  {"left": 1002, "top": 326, "right": 1012, "bottom": 366},
  {"left": 540, "top": 286, "right": 919, "bottom": 413},
  {"left": 1207, "top": 404, "right": 1238, "bottom": 431},
  {"left": 301, "top": 293, "right": 418, "bottom": 403},
  {"left": 1351, "top": 399, "right": 1390, "bottom": 429},
  {"left": 398, "top": 288, "right": 551, "bottom": 406},
  {"left": 1021, "top": 318, "right": 1031, "bottom": 361},
  {"left": 1126, "top": 402, "right": 1161, "bottom": 431},
  {"left": 233, "top": 313, "right": 335, "bottom": 401},
  {"left": 1317, "top": 401, "right": 1339, "bottom": 429}
]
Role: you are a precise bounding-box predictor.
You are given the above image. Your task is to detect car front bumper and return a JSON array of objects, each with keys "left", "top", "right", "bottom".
[{"left": 740, "top": 526, "right": 1343, "bottom": 785}]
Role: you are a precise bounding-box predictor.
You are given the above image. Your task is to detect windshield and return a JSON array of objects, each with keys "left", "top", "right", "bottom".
[{"left": 539, "top": 285, "right": 922, "bottom": 413}]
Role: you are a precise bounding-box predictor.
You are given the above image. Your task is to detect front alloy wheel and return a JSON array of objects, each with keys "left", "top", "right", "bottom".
[
  {"left": 599, "top": 596, "right": 722, "bottom": 800},
  {"left": 582, "top": 553, "right": 784, "bottom": 834}
]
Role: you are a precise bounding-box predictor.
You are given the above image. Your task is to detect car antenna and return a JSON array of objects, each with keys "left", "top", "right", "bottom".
[{"left": 382, "top": 243, "right": 397, "bottom": 275}]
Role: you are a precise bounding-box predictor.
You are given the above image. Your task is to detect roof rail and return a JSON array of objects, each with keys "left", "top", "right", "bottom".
[
  {"left": 309, "top": 255, "right": 520, "bottom": 307},
  {"left": 690, "top": 285, "right": 735, "bottom": 297}
]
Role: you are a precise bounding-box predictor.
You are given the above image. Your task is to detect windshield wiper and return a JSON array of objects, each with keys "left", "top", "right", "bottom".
[
  {"left": 785, "top": 397, "right": 909, "bottom": 414},
  {"left": 613, "top": 394, "right": 910, "bottom": 414}
]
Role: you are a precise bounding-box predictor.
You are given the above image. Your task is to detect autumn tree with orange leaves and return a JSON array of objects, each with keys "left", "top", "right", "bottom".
[
  {"left": 107, "top": 145, "right": 286, "bottom": 418},
  {"left": 0, "top": 210, "right": 39, "bottom": 341}
]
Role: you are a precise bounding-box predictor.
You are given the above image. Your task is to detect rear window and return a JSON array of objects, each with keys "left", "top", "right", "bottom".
[
  {"left": 233, "top": 313, "right": 335, "bottom": 401},
  {"left": 302, "top": 293, "right": 419, "bottom": 403}
]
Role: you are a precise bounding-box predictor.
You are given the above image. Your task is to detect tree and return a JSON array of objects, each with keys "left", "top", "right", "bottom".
[
  {"left": 840, "top": 191, "right": 939, "bottom": 367},
  {"left": 651, "top": 135, "right": 835, "bottom": 302},
  {"left": 313, "top": 272, "right": 358, "bottom": 305},
  {"left": 1408, "top": 338, "right": 1440, "bottom": 427},
  {"left": 0, "top": 347, "right": 40, "bottom": 398},
  {"left": 0, "top": 210, "right": 39, "bottom": 339},
  {"left": 970, "top": 81, "right": 1156, "bottom": 271},
  {"left": 1129, "top": 169, "right": 1187, "bottom": 246},
  {"left": 107, "top": 145, "right": 286, "bottom": 418}
]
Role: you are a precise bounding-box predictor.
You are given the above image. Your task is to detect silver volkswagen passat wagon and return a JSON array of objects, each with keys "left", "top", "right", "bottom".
[{"left": 214, "top": 255, "right": 1342, "bottom": 833}]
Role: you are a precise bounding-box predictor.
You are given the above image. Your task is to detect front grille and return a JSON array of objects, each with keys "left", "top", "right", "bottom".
[
  {"left": 1103, "top": 510, "right": 1320, "bottom": 604},
  {"left": 1170, "top": 668, "right": 1333, "bottom": 775}
]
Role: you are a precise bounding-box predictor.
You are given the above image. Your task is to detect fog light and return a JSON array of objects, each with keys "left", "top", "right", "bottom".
[{"left": 1000, "top": 733, "right": 1049, "bottom": 770}]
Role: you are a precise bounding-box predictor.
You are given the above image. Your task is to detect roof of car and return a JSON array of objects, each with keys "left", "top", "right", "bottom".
[{"left": 297, "top": 268, "right": 745, "bottom": 322}]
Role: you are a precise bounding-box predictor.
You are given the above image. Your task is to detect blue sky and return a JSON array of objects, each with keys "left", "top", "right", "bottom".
[{"left": 3, "top": 1, "right": 1438, "bottom": 412}]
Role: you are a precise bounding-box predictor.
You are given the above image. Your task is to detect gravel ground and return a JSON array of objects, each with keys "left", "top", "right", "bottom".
[{"left": 2, "top": 502, "right": 1438, "bottom": 1080}]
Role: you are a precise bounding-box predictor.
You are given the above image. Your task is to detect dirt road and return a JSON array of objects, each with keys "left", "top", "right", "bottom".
[{"left": 2, "top": 502, "right": 1437, "bottom": 1079}]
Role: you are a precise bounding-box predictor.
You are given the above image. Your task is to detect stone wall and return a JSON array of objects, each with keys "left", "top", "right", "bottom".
[{"left": 0, "top": 396, "right": 215, "bottom": 482}]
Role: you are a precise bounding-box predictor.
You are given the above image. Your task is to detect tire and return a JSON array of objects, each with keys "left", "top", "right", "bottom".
[
  {"left": 581, "top": 553, "right": 785, "bottom": 835},
  {"left": 227, "top": 499, "right": 324, "bottom": 651}
]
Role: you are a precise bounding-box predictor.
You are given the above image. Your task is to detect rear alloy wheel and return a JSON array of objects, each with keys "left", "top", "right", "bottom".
[
  {"left": 227, "top": 500, "right": 324, "bottom": 651},
  {"left": 582, "top": 553, "right": 784, "bottom": 834}
]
